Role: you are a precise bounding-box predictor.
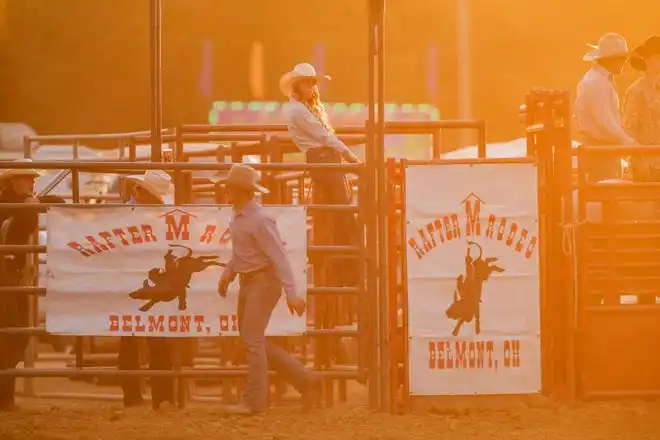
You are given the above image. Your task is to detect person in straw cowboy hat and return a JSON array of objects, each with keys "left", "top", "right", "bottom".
[
  {"left": 281, "top": 62, "right": 360, "bottom": 286},
  {"left": 124, "top": 169, "right": 174, "bottom": 205},
  {"left": 215, "top": 163, "right": 319, "bottom": 415},
  {"left": 0, "top": 159, "right": 64, "bottom": 411},
  {"left": 574, "top": 32, "right": 638, "bottom": 182},
  {"left": 116, "top": 169, "right": 177, "bottom": 409},
  {"left": 623, "top": 36, "right": 660, "bottom": 183}
]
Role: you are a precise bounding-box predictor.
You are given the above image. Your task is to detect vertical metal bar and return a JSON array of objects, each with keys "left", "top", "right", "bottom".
[
  {"left": 457, "top": 0, "right": 472, "bottom": 148},
  {"left": 356, "top": 168, "right": 368, "bottom": 384},
  {"left": 149, "top": 0, "right": 163, "bottom": 163},
  {"left": 71, "top": 167, "right": 83, "bottom": 371},
  {"left": 118, "top": 139, "right": 125, "bottom": 159},
  {"left": 557, "top": 92, "right": 577, "bottom": 402},
  {"left": 23, "top": 136, "right": 32, "bottom": 159},
  {"left": 385, "top": 159, "right": 399, "bottom": 410},
  {"left": 398, "top": 160, "right": 411, "bottom": 412},
  {"left": 375, "top": 0, "right": 390, "bottom": 413},
  {"left": 24, "top": 229, "right": 38, "bottom": 397},
  {"left": 576, "top": 143, "right": 587, "bottom": 399},
  {"left": 477, "top": 120, "right": 487, "bottom": 158},
  {"left": 366, "top": 0, "right": 379, "bottom": 411},
  {"left": 431, "top": 131, "right": 441, "bottom": 159}
]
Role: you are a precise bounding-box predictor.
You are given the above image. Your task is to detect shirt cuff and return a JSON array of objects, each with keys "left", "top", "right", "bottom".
[{"left": 221, "top": 267, "right": 235, "bottom": 281}]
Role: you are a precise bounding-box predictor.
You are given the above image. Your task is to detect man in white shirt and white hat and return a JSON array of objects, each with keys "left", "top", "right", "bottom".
[{"left": 574, "top": 32, "right": 637, "bottom": 182}]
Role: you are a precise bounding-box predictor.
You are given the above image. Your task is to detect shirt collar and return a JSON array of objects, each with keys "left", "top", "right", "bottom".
[
  {"left": 591, "top": 64, "right": 613, "bottom": 81},
  {"left": 234, "top": 200, "right": 257, "bottom": 216}
]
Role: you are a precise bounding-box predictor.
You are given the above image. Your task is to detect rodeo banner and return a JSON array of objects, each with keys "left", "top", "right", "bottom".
[
  {"left": 45, "top": 206, "right": 307, "bottom": 337},
  {"left": 405, "top": 162, "right": 541, "bottom": 395}
]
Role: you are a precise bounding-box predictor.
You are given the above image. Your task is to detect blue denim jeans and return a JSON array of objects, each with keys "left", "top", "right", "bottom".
[{"left": 238, "top": 269, "right": 308, "bottom": 411}]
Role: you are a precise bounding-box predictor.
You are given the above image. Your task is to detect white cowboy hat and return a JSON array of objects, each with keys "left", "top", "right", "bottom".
[
  {"left": 279, "top": 63, "right": 331, "bottom": 97},
  {"left": 583, "top": 32, "right": 629, "bottom": 62},
  {"left": 125, "top": 170, "right": 174, "bottom": 204},
  {"left": 0, "top": 158, "right": 46, "bottom": 183},
  {"left": 212, "top": 163, "right": 269, "bottom": 194}
]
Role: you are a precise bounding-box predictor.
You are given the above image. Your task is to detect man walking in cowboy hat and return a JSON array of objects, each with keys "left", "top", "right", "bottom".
[
  {"left": 215, "top": 163, "right": 318, "bottom": 415},
  {"left": 281, "top": 62, "right": 360, "bottom": 287},
  {"left": 0, "top": 159, "right": 64, "bottom": 411},
  {"left": 117, "top": 170, "right": 176, "bottom": 409},
  {"left": 574, "top": 32, "right": 638, "bottom": 182}
]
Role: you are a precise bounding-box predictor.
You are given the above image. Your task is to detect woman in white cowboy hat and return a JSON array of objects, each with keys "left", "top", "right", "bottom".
[
  {"left": 0, "top": 159, "right": 64, "bottom": 411},
  {"left": 574, "top": 32, "right": 638, "bottom": 182},
  {"left": 623, "top": 36, "right": 660, "bottom": 183},
  {"left": 117, "top": 169, "right": 175, "bottom": 409},
  {"left": 281, "top": 62, "right": 360, "bottom": 286},
  {"left": 280, "top": 62, "right": 360, "bottom": 168}
]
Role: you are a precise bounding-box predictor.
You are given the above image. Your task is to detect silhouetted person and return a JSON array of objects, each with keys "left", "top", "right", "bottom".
[
  {"left": 0, "top": 159, "right": 64, "bottom": 411},
  {"left": 117, "top": 170, "right": 175, "bottom": 409},
  {"left": 624, "top": 36, "right": 660, "bottom": 182}
]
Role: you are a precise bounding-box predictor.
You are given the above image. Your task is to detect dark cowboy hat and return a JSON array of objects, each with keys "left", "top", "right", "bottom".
[{"left": 630, "top": 36, "right": 660, "bottom": 71}]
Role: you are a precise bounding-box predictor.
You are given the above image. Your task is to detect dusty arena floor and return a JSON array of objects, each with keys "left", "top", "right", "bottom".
[{"left": 2, "top": 379, "right": 660, "bottom": 440}]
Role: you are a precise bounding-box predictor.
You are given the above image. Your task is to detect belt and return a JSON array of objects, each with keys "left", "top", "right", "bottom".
[
  {"left": 307, "top": 147, "right": 340, "bottom": 162},
  {"left": 237, "top": 265, "right": 272, "bottom": 284}
]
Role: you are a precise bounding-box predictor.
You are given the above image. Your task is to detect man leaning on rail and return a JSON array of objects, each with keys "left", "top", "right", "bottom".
[
  {"left": 215, "top": 164, "right": 320, "bottom": 415},
  {"left": 0, "top": 159, "right": 64, "bottom": 411},
  {"left": 574, "top": 32, "right": 639, "bottom": 182}
]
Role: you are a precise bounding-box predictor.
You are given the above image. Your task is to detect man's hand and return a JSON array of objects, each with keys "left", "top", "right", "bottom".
[
  {"left": 342, "top": 150, "right": 361, "bottom": 164},
  {"left": 218, "top": 277, "right": 231, "bottom": 297},
  {"left": 287, "top": 297, "right": 306, "bottom": 317}
]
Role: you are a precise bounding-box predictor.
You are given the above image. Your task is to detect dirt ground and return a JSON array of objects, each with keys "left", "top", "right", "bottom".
[{"left": 2, "top": 378, "right": 660, "bottom": 440}]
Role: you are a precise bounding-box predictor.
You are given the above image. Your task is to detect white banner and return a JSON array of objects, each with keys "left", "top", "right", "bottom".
[
  {"left": 405, "top": 163, "right": 541, "bottom": 395},
  {"left": 45, "top": 206, "right": 307, "bottom": 337}
]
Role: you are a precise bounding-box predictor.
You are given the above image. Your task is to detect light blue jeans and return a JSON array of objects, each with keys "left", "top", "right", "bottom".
[{"left": 238, "top": 269, "right": 308, "bottom": 411}]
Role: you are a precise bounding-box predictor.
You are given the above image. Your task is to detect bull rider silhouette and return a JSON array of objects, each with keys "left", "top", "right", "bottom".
[
  {"left": 445, "top": 241, "right": 505, "bottom": 336},
  {"left": 129, "top": 244, "right": 226, "bottom": 312}
]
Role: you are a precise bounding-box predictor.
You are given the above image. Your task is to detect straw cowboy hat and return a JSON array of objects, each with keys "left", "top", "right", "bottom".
[
  {"left": 583, "top": 32, "right": 629, "bottom": 62},
  {"left": 213, "top": 163, "right": 269, "bottom": 194},
  {"left": 630, "top": 36, "right": 660, "bottom": 71},
  {"left": 0, "top": 158, "right": 46, "bottom": 184},
  {"left": 125, "top": 170, "right": 174, "bottom": 204},
  {"left": 279, "top": 63, "right": 331, "bottom": 97}
]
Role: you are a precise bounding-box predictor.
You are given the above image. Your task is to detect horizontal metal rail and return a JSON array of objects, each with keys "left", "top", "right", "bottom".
[
  {"left": 0, "top": 285, "right": 361, "bottom": 296},
  {"left": 0, "top": 368, "right": 358, "bottom": 378},
  {"left": 0, "top": 203, "right": 359, "bottom": 213},
  {"left": 180, "top": 133, "right": 265, "bottom": 142},
  {"left": 0, "top": 244, "right": 364, "bottom": 255},
  {"left": 579, "top": 145, "right": 660, "bottom": 155},
  {"left": 0, "top": 326, "right": 359, "bottom": 337},
  {"left": 0, "top": 160, "right": 363, "bottom": 172},
  {"left": 26, "top": 129, "right": 172, "bottom": 143},
  {"left": 181, "top": 120, "right": 485, "bottom": 134},
  {"left": 406, "top": 157, "right": 536, "bottom": 166}
]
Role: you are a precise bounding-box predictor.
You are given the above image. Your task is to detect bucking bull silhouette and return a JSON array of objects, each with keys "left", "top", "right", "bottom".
[
  {"left": 445, "top": 241, "right": 505, "bottom": 336},
  {"left": 129, "top": 245, "right": 226, "bottom": 312}
]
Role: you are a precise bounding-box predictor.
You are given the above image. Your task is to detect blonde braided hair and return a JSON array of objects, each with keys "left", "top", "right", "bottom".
[{"left": 296, "top": 85, "right": 334, "bottom": 133}]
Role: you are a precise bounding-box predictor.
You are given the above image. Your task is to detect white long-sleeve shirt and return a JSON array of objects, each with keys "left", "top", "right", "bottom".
[
  {"left": 284, "top": 99, "right": 351, "bottom": 154},
  {"left": 574, "top": 64, "right": 635, "bottom": 145}
]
